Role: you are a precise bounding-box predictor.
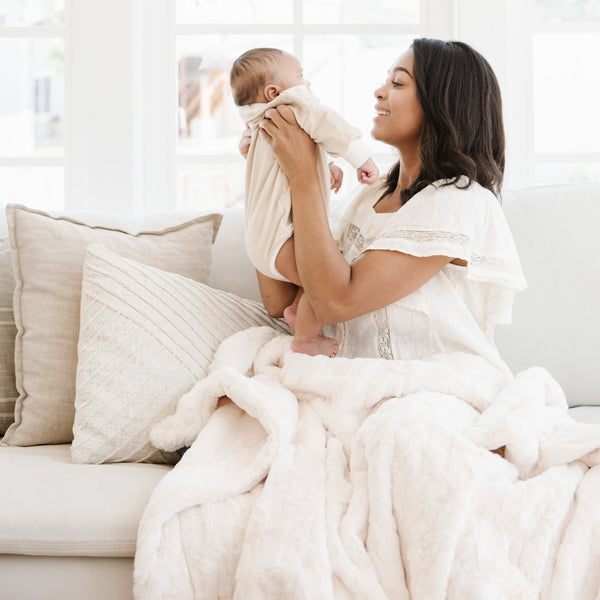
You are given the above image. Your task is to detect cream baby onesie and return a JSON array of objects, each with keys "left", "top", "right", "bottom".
[{"left": 240, "top": 84, "right": 373, "bottom": 281}]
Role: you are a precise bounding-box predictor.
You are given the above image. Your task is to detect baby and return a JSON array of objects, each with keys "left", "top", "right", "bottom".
[{"left": 230, "top": 47, "right": 378, "bottom": 357}]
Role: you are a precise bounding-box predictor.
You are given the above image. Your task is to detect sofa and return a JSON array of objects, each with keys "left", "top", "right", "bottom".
[{"left": 0, "top": 181, "right": 598, "bottom": 600}]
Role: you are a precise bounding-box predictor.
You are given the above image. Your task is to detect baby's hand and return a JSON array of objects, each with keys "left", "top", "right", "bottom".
[
  {"left": 329, "top": 162, "right": 344, "bottom": 193},
  {"left": 357, "top": 157, "right": 379, "bottom": 184},
  {"left": 238, "top": 127, "right": 252, "bottom": 159}
]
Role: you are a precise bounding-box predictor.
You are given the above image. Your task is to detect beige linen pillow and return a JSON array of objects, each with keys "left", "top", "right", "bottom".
[
  {"left": 3, "top": 204, "right": 222, "bottom": 446},
  {"left": 71, "top": 244, "right": 288, "bottom": 464},
  {"left": 0, "top": 238, "right": 17, "bottom": 435}
]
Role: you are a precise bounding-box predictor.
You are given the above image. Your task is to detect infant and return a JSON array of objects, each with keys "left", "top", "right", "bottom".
[{"left": 230, "top": 47, "right": 378, "bottom": 357}]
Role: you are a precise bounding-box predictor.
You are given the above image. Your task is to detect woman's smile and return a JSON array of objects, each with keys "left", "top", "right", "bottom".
[{"left": 374, "top": 107, "right": 390, "bottom": 120}]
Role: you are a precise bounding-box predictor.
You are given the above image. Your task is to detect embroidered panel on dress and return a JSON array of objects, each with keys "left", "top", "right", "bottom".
[
  {"left": 373, "top": 308, "right": 393, "bottom": 360},
  {"left": 340, "top": 224, "right": 377, "bottom": 255}
]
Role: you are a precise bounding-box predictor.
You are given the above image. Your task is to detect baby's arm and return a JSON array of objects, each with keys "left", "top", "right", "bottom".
[
  {"left": 282, "top": 88, "right": 372, "bottom": 171},
  {"left": 357, "top": 157, "right": 379, "bottom": 184}
]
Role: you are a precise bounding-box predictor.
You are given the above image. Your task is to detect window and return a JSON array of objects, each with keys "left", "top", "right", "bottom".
[
  {"left": 530, "top": 0, "right": 600, "bottom": 184},
  {"left": 174, "top": 0, "right": 432, "bottom": 210},
  {"left": 0, "top": 0, "right": 66, "bottom": 210},
  {"left": 1, "top": 1, "right": 597, "bottom": 215}
]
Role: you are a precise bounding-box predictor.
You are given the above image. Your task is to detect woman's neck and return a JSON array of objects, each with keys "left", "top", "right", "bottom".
[{"left": 396, "top": 152, "right": 421, "bottom": 192}]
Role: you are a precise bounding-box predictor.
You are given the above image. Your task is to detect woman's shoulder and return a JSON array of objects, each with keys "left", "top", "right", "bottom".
[
  {"left": 397, "top": 178, "right": 498, "bottom": 223},
  {"left": 419, "top": 177, "right": 498, "bottom": 205},
  {"left": 377, "top": 178, "right": 508, "bottom": 243}
]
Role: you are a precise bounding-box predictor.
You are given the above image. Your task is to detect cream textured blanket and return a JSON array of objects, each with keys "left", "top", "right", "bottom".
[{"left": 134, "top": 327, "right": 600, "bottom": 600}]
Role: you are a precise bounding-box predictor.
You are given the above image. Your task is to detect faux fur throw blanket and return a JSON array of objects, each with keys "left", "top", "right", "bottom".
[{"left": 134, "top": 327, "right": 600, "bottom": 600}]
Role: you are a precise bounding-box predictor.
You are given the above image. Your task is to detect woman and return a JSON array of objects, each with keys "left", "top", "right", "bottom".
[
  {"left": 136, "top": 40, "right": 600, "bottom": 599},
  {"left": 257, "top": 37, "right": 526, "bottom": 373}
]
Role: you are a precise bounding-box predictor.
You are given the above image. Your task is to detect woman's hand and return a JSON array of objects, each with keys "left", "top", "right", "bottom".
[{"left": 259, "top": 105, "right": 318, "bottom": 184}]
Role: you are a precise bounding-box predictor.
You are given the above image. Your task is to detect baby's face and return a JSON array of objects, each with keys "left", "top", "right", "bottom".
[{"left": 274, "top": 54, "right": 308, "bottom": 92}]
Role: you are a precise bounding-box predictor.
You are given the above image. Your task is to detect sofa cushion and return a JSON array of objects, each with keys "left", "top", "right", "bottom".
[
  {"left": 496, "top": 183, "right": 600, "bottom": 407},
  {"left": 0, "top": 444, "right": 170, "bottom": 557},
  {"left": 0, "top": 555, "right": 135, "bottom": 600},
  {"left": 2, "top": 204, "right": 222, "bottom": 447},
  {"left": 209, "top": 207, "right": 261, "bottom": 302},
  {"left": 71, "top": 244, "right": 288, "bottom": 465},
  {"left": 568, "top": 406, "right": 600, "bottom": 425},
  {"left": 0, "top": 237, "right": 17, "bottom": 435}
]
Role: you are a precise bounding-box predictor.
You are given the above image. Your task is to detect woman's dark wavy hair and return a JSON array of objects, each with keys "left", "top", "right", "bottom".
[{"left": 380, "top": 38, "right": 505, "bottom": 204}]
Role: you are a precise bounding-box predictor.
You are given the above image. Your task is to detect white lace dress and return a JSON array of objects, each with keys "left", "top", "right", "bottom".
[{"left": 323, "top": 178, "right": 527, "bottom": 375}]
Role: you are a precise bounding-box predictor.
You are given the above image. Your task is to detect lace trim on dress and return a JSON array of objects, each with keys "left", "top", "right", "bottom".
[
  {"left": 373, "top": 308, "right": 394, "bottom": 360},
  {"left": 378, "top": 229, "right": 471, "bottom": 249}
]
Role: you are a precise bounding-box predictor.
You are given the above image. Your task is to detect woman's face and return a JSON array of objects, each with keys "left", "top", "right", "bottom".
[{"left": 372, "top": 50, "right": 424, "bottom": 151}]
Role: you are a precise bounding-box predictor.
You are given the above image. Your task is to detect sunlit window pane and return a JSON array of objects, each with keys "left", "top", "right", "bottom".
[
  {"left": 177, "top": 34, "right": 293, "bottom": 156},
  {"left": 534, "top": 0, "right": 600, "bottom": 23},
  {"left": 0, "top": 166, "right": 64, "bottom": 209},
  {"left": 533, "top": 33, "right": 600, "bottom": 154},
  {"left": 304, "top": 0, "right": 419, "bottom": 24},
  {"left": 0, "top": 38, "right": 65, "bottom": 157},
  {"left": 176, "top": 0, "right": 292, "bottom": 25},
  {"left": 0, "top": 0, "right": 65, "bottom": 26},
  {"left": 177, "top": 162, "right": 245, "bottom": 211}
]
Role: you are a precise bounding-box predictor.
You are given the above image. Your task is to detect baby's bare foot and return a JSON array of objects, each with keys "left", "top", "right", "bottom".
[
  {"left": 283, "top": 304, "right": 298, "bottom": 333},
  {"left": 291, "top": 335, "right": 338, "bottom": 358}
]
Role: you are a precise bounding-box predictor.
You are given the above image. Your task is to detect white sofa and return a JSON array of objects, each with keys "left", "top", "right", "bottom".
[{"left": 0, "top": 182, "right": 599, "bottom": 600}]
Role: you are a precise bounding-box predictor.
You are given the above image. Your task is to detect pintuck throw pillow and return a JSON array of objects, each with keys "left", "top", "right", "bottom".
[
  {"left": 2, "top": 204, "right": 222, "bottom": 446},
  {"left": 0, "top": 238, "right": 17, "bottom": 435},
  {"left": 71, "top": 244, "right": 289, "bottom": 464}
]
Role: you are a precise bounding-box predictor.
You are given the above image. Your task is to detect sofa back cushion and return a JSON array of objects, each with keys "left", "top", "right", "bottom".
[
  {"left": 496, "top": 182, "right": 600, "bottom": 407},
  {"left": 0, "top": 237, "right": 17, "bottom": 435},
  {"left": 209, "top": 207, "right": 261, "bottom": 302},
  {"left": 2, "top": 204, "right": 222, "bottom": 446}
]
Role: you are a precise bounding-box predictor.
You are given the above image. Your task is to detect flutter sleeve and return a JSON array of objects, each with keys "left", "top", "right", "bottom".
[{"left": 365, "top": 180, "right": 527, "bottom": 328}]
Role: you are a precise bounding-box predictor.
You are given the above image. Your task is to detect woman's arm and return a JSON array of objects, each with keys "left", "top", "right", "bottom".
[{"left": 259, "top": 106, "right": 452, "bottom": 324}]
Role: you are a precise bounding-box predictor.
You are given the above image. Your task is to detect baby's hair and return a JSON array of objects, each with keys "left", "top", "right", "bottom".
[{"left": 230, "top": 47, "right": 286, "bottom": 106}]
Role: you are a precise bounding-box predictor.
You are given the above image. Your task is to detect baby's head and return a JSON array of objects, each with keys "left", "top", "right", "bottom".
[{"left": 230, "top": 48, "right": 306, "bottom": 106}]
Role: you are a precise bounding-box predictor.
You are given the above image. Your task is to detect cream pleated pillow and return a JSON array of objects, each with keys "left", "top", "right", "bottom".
[{"left": 71, "top": 244, "right": 288, "bottom": 464}]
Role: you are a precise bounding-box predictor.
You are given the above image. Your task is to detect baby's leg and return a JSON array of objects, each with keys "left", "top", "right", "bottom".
[
  {"left": 275, "top": 237, "right": 338, "bottom": 357},
  {"left": 275, "top": 237, "right": 301, "bottom": 286},
  {"left": 292, "top": 293, "right": 338, "bottom": 358},
  {"left": 283, "top": 287, "right": 302, "bottom": 333},
  {"left": 276, "top": 237, "right": 301, "bottom": 331}
]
